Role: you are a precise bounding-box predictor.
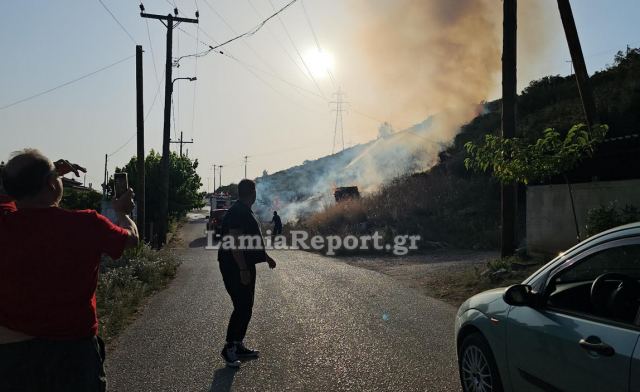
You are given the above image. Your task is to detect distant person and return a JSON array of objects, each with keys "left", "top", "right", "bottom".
[
  {"left": 0, "top": 149, "right": 139, "bottom": 391},
  {"left": 271, "top": 211, "right": 283, "bottom": 236},
  {"left": 218, "top": 179, "right": 276, "bottom": 368}
]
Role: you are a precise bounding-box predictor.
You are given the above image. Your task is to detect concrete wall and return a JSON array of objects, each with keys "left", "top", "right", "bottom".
[{"left": 527, "top": 179, "right": 640, "bottom": 254}]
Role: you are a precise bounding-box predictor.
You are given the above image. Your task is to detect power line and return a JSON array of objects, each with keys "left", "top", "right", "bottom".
[
  {"left": 173, "top": 0, "right": 299, "bottom": 65},
  {"left": 267, "top": 0, "right": 326, "bottom": 99},
  {"left": 108, "top": 134, "right": 136, "bottom": 158},
  {"left": 178, "top": 25, "right": 324, "bottom": 107},
  {"left": 245, "top": 0, "right": 311, "bottom": 83},
  {"left": 219, "top": 51, "right": 324, "bottom": 102},
  {"left": 299, "top": 0, "right": 337, "bottom": 88},
  {"left": 96, "top": 0, "right": 138, "bottom": 45},
  {"left": 0, "top": 55, "right": 135, "bottom": 111},
  {"left": 107, "top": 67, "right": 166, "bottom": 158},
  {"left": 145, "top": 20, "right": 160, "bottom": 83},
  {"left": 218, "top": 51, "right": 323, "bottom": 115},
  {"left": 201, "top": 0, "right": 281, "bottom": 77},
  {"left": 146, "top": 68, "right": 165, "bottom": 121}
]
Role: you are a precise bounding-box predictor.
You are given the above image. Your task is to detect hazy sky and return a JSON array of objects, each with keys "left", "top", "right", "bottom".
[{"left": 1, "top": 0, "right": 639, "bottom": 191}]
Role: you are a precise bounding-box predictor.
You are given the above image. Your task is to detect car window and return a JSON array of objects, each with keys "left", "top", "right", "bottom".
[
  {"left": 547, "top": 243, "right": 640, "bottom": 325},
  {"left": 557, "top": 245, "right": 640, "bottom": 283}
]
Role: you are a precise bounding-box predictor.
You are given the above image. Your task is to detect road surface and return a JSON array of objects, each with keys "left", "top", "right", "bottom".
[{"left": 105, "top": 212, "right": 461, "bottom": 391}]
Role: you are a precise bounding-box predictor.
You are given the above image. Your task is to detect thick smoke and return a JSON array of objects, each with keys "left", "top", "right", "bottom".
[
  {"left": 353, "top": 0, "right": 502, "bottom": 136},
  {"left": 255, "top": 0, "right": 555, "bottom": 222}
]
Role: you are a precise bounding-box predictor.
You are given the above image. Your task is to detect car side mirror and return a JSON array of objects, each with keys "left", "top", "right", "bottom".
[
  {"left": 205, "top": 215, "right": 210, "bottom": 219},
  {"left": 503, "top": 284, "right": 537, "bottom": 307}
]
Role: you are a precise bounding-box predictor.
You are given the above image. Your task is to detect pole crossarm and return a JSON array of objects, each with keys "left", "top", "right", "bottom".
[{"left": 140, "top": 13, "right": 199, "bottom": 24}]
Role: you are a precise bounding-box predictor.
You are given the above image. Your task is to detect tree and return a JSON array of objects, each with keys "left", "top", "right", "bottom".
[
  {"left": 60, "top": 188, "right": 102, "bottom": 211},
  {"left": 464, "top": 124, "right": 608, "bottom": 184},
  {"left": 113, "top": 150, "right": 205, "bottom": 235},
  {"left": 464, "top": 123, "right": 608, "bottom": 242}
]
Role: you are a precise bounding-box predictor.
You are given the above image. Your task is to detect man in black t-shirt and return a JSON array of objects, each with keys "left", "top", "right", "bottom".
[
  {"left": 218, "top": 179, "right": 276, "bottom": 368},
  {"left": 271, "top": 211, "right": 283, "bottom": 236}
]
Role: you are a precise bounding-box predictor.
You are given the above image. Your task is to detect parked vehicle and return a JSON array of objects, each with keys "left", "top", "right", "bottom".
[
  {"left": 455, "top": 222, "right": 640, "bottom": 392},
  {"left": 206, "top": 208, "right": 228, "bottom": 236},
  {"left": 334, "top": 186, "right": 360, "bottom": 202}
]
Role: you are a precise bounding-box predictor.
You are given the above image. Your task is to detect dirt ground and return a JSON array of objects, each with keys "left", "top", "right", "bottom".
[{"left": 339, "top": 250, "right": 539, "bottom": 307}]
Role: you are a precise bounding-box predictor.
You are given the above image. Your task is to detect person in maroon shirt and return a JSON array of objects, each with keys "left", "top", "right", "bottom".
[{"left": 0, "top": 149, "right": 139, "bottom": 391}]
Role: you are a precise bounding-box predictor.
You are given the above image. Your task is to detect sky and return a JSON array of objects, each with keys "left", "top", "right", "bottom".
[{"left": 1, "top": 0, "right": 640, "bottom": 191}]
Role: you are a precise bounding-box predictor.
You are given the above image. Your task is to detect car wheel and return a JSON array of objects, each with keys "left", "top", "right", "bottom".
[{"left": 459, "top": 332, "right": 503, "bottom": 392}]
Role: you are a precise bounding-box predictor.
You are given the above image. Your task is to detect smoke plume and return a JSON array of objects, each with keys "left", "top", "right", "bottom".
[{"left": 255, "top": 0, "right": 556, "bottom": 221}]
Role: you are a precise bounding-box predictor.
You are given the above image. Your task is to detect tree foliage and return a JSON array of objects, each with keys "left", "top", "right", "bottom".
[
  {"left": 60, "top": 188, "right": 102, "bottom": 211},
  {"left": 114, "top": 150, "right": 205, "bottom": 225},
  {"left": 464, "top": 124, "right": 608, "bottom": 184}
]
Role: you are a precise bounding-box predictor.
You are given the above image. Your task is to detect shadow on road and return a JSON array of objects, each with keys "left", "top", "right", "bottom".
[
  {"left": 209, "top": 357, "right": 259, "bottom": 391},
  {"left": 209, "top": 366, "right": 238, "bottom": 392},
  {"left": 189, "top": 236, "right": 209, "bottom": 248}
]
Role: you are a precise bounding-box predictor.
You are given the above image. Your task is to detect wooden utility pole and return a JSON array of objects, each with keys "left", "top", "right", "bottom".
[
  {"left": 135, "top": 45, "right": 146, "bottom": 241},
  {"left": 103, "top": 154, "right": 108, "bottom": 197},
  {"left": 557, "top": 0, "right": 598, "bottom": 128},
  {"left": 170, "top": 131, "right": 194, "bottom": 157},
  {"left": 219, "top": 165, "right": 223, "bottom": 189},
  {"left": 501, "top": 0, "right": 517, "bottom": 258},
  {"left": 557, "top": 0, "right": 596, "bottom": 243},
  {"left": 244, "top": 155, "right": 249, "bottom": 179},
  {"left": 141, "top": 10, "right": 198, "bottom": 246}
]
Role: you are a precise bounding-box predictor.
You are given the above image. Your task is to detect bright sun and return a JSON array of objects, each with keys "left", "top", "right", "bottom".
[{"left": 304, "top": 49, "right": 335, "bottom": 79}]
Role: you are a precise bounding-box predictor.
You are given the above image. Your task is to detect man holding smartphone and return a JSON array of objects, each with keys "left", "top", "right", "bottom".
[
  {"left": 0, "top": 149, "right": 139, "bottom": 391},
  {"left": 218, "top": 179, "right": 276, "bottom": 368}
]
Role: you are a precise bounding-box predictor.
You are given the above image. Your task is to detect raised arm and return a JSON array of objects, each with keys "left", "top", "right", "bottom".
[{"left": 112, "top": 189, "right": 139, "bottom": 249}]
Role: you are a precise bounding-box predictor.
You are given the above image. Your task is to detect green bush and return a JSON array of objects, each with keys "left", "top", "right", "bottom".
[
  {"left": 586, "top": 202, "right": 639, "bottom": 237},
  {"left": 96, "top": 244, "right": 179, "bottom": 340}
]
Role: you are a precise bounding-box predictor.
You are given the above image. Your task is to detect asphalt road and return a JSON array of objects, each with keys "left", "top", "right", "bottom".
[{"left": 105, "top": 212, "right": 461, "bottom": 392}]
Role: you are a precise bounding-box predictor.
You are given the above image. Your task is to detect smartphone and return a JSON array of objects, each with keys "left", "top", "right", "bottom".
[{"left": 114, "top": 173, "right": 128, "bottom": 199}]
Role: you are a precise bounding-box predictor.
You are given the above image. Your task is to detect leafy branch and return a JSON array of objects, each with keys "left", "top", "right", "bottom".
[{"left": 464, "top": 124, "right": 608, "bottom": 184}]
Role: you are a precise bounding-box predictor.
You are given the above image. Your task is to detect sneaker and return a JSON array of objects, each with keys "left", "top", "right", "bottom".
[
  {"left": 235, "top": 342, "right": 260, "bottom": 358},
  {"left": 221, "top": 344, "right": 241, "bottom": 368}
]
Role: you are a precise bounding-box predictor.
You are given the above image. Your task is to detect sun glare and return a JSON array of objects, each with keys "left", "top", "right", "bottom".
[{"left": 304, "top": 49, "right": 335, "bottom": 79}]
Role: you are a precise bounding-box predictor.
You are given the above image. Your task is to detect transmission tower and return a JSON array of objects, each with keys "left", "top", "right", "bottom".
[{"left": 330, "top": 88, "right": 348, "bottom": 154}]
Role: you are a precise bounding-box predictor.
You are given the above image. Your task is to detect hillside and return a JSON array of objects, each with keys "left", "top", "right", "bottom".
[
  {"left": 254, "top": 117, "right": 443, "bottom": 220},
  {"left": 259, "top": 48, "right": 640, "bottom": 248}
]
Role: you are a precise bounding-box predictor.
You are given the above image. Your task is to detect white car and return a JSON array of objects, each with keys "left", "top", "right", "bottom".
[{"left": 455, "top": 222, "right": 640, "bottom": 392}]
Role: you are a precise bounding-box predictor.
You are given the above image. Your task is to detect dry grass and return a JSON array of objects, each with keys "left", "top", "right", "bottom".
[
  {"left": 294, "top": 171, "right": 500, "bottom": 254},
  {"left": 426, "top": 263, "right": 542, "bottom": 306}
]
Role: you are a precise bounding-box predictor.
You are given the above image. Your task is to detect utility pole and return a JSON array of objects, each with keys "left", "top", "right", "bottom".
[
  {"left": 170, "top": 131, "right": 194, "bottom": 157},
  {"left": 557, "top": 0, "right": 595, "bottom": 243},
  {"left": 103, "top": 154, "right": 108, "bottom": 197},
  {"left": 141, "top": 7, "right": 198, "bottom": 247},
  {"left": 212, "top": 164, "right": 216, "bottom": 193},
  {"left": 244, "top": 156, "right": 249, "bottom": 179},
  {"left": 557, "top": 0, "right": 598, "bottom": 129},
  {"left": 330, "top": 88, "right": 348, "bottom": 154},
  {"left": 501, "top": 0, "right": 517, "bottom": 258},
  {"left": 219, "top": 165, "right": 223, "bottom": 189},
  {"left": 136, "top": 45, "right": 146, "bottom": 241}
]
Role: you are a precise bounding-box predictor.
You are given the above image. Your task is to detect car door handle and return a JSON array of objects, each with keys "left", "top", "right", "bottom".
[{"left": 579, "top": 337, "right": 616, "bottom": 357}]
